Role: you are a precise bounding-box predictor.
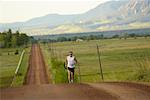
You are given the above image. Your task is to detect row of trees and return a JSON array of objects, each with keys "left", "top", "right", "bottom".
[
  {"left": 56, "top": 34, "right": 104, "bottom": 42},
  {"left": 40, "top": 33, "right": 150, "bottom": 43},
  {"left": 112, "top": 33, "right": 150, "bottom": 40},
  {"left": 0, "top": 29, "right": 30, "bottom": 48}
]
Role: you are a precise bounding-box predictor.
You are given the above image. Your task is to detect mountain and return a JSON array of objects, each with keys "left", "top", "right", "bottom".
[
  {"left": 0, "top": 0, "right": 150, "bottom": 35},
  {"left": 120, "top": 0, "right": 150, "bottom": 16},
  {"left": 0, "top": 14, "right": 79, "bottom": 29},
  {"left": 86, "top": 0, "right": 150, "bottom": 31},
  {"left": 80, "top": 0, "right": 127, "bottom": 21}
]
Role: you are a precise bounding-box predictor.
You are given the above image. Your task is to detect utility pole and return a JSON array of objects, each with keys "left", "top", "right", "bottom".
[{"left": 96, "top": 44, "right": 104, "bottom": 81}]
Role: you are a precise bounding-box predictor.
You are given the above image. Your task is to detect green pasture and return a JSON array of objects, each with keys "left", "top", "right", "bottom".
[
  {"left": 0, "top": 47, "right": 30, "bottom": 87},
  {"left": 0, "top": 48, "right": 21, "bottom": 87},
  {"left": 43, "top": 37, "right": 150, "bottom": 82},
  {"left": 11, "top": 47, "right": 30, "bottom": 87}
]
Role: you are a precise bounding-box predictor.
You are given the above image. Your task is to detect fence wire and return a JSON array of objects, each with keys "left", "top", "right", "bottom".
[{"left": 47, "top": 40, "right": 150, "bottom": 82}]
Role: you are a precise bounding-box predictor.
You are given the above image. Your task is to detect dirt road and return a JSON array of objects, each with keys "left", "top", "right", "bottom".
[
  {"left": 0, "top": 44, "right": 150, "bottom": 100},
  {"left": 1, "top": 82, "right": 150, "bottom": 100},
  {"left": 25, "top": 44, "right": 49, "bottom": 85}
]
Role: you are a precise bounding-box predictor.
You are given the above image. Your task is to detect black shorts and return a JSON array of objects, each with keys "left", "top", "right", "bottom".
[{"left": 68, "top": 67, "right": 75, "bottom": 73}]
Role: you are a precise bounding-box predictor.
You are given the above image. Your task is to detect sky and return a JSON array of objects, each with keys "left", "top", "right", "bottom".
[{"left": 0, "top": 0, "right": 111, "bottom": 23}]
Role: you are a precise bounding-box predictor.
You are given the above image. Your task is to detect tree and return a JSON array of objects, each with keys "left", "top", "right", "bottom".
[
  {"left": 0, "top": 33, "right": 6, "bottom": 48},
  {"left": 0, "top": 29, "right": 30, "bottom": 48},
  {"left": 11, "top": 34, "right": 17, "bottom": 47},
  {"left": 18, "top": 34, "right": 29, "bottom": 46},
  {"left": 57, "top": 37, "right": 67, "bottom": 42},
  {"left": 15, "top": 31, "right": 20, "bottom": 46},
  {"left": 123, "top": 33, "right": 128, "bottom": 40},
  {"left": 112, "top": 34, "right": 119, "bottom": 38},
  {"left": 6, "top": 29, "right": 12, "bottom": 47}
]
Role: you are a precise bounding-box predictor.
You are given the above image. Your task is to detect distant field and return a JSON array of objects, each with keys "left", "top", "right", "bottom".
[
  {"left": 43, "top": 37, "right": 150, "bottom": 82},
  {"left": 0, "top": 47, "right": 30, "bottom": 87}
]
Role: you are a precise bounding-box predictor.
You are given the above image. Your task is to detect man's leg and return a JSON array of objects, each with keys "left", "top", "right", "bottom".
[
  {"left": 68, "top": 70, "right": 71, "bottom": 83},
  {"left": 70, "top": 69, "right": 74, "bottom": 83},
  {"left": 70, "top": 72, "right": 73, "bottom": 83}
]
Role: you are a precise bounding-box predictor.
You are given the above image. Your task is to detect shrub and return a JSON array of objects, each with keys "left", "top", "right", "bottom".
[{"left": 15, "top": 49, "right": 19, "bottom": 55}]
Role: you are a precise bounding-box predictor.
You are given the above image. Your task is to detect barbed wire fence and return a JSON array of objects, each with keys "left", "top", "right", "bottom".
[{"left": 46, "top": 40, "right": 150, "bottom": 83}]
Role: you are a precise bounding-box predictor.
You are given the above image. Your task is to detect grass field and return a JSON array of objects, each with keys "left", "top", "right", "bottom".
[
  {"left": 11, "top": 47, "right": 30, "bottom": 87},
  {"left": 0, "top": 47, "right": 30, "bottom": 87},
  {"left": 0, "top": 48, "right": 21, "bottom": 87},
  {"left": 42, "top": 37, "right": 150, "bottom": 83}
]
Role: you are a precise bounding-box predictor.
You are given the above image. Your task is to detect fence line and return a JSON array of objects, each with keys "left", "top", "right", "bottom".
[
  {"left": 78, "top": 70, "right": 136, "bottom": 77},
  {"left": 11, "top": 50, "right": 25, "bottom": 87},
  {"left": 48, "top": 42, "right": 147, "bottom": 83}
]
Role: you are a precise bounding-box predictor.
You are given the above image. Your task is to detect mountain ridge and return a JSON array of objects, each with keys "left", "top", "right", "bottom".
[{"left": 0, "top": 0, "right": 150, "bottom": 35}]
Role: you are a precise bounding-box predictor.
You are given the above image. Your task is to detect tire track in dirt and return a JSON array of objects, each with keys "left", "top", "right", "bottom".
[{"left": 25, "top": 44, "right": 49, "bottom": 85}]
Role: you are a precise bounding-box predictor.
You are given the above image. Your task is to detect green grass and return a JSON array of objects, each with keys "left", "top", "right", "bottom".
[
  {"left": 0, "top": 48, "right": 22, "bottom": 87},
  {"left": 0, "top": 46, "right": 31, "bottom": 88},
  {"left": 11, "top": 47, "right": 30, "bottom": 87},
  {"left": 41, "top": 44, "right": 69, "bottom": 84},
  {"left": 50, "top": 57, "right": 68, "bottom": 84},
  {"left": 43, "top": 37, "right": 150, "bottom": 83}
]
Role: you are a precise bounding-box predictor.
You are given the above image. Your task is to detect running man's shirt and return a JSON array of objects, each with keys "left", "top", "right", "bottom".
[{"left": 67, "top": 56, "right": 75, "bottom": 68}]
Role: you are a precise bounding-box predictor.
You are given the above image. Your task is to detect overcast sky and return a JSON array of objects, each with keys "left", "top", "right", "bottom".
[{"left": 0, "top": 0, "right": 112, "bottom": 23}]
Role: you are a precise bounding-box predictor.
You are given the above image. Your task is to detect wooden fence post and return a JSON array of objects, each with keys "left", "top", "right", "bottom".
[{"left": 96, "top": 44, "right": 104, "bottom": 81}]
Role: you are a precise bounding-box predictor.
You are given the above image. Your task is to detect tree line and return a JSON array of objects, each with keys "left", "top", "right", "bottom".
[
  {"left": 0, "top": 29, "right": 30, "bottom": 48},
  {"left": 56, "top": 34, "right": 104, "bottom": 42},
  {"left": 40, "top": 33, "right": 150, "bottom": 43}
]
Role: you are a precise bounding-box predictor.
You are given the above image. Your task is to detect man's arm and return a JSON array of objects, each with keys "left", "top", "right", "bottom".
[
  {"left": 74, "top": 57, "right": 78, "bottom": 64},
  {"left": 65, "top": 58, "right": 68, "bottom": 69}
]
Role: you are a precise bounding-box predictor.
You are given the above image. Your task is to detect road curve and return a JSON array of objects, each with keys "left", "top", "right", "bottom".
[
  {"left": 25, "top": 44, "right": 49, "bottom": 85},
  {"left": 0, "top": 82, "right": 150, "bottom": 100}
]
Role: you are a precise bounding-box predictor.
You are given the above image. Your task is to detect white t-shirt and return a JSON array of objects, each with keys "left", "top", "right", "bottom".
[{"left": 67, "top": 56, "right": 75, "bottom": 68}]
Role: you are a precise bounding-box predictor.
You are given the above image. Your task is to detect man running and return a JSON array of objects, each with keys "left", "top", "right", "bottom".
[{"left": 66, "top": 51, "right": 77, "bottom": 83}]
